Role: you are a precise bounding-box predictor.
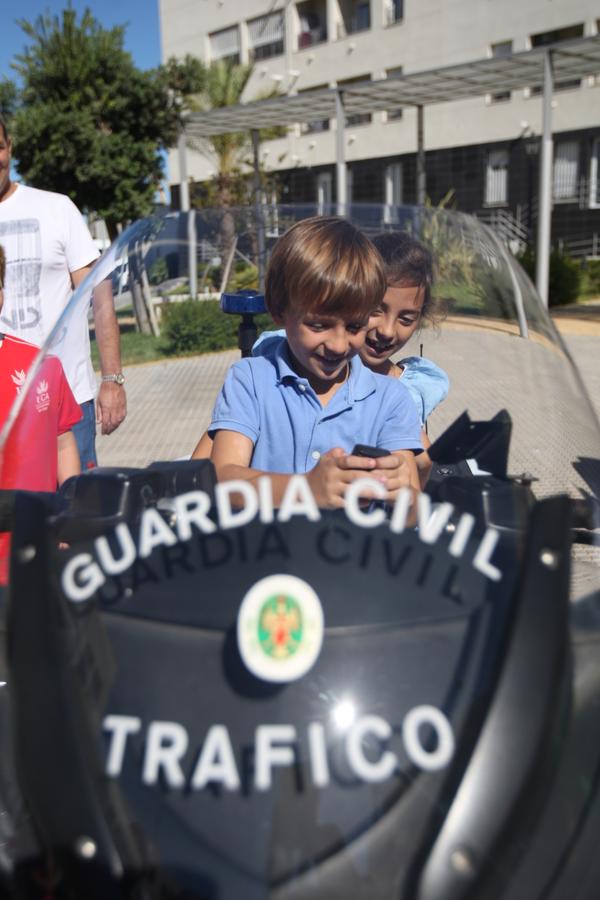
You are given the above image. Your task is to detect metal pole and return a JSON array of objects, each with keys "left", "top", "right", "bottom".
[
  {"left": 416, "top": 105, "right": 426, "bottom": 206},
  {"left": 335, "top": 90, "right": 347, "bottom": 215},
  {"left": 498, "top": 240, "right": 529, "bottom": 339},
  {"left": 178, "top": 128, "right": 190, "bottom": 213},
  {"left": 535, "top": 50, "right": 553, "bottom": 307},
  {"left": 178, "top": 127, "right": 196, "bottom": 297},
  {"left": 252, "top": 129, "right": 266, "bottom": 291},
  {"left": 187, "top": 209, "right": 197, "bottom": 300}
]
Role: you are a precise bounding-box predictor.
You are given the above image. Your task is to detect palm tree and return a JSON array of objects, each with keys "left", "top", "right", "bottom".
[
  {"left": 187, "top": 59, "right": 284, "bottom": 289},
  {"left": 188, "top": 60, "right": 254, "bottom": 283}
]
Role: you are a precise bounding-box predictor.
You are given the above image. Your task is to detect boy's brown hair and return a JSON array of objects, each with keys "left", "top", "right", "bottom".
[{"left": 265, "top": 216, "right": 386, "bottom": 321}]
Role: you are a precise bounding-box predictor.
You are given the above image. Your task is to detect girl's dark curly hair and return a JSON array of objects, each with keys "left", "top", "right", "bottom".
[{"left": 372, "top": 232, "right": 445, "bottom": 327}]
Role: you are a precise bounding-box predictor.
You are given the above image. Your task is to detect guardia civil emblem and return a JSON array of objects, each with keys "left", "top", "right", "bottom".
[{"left": 237, "top": 574, "right": 324, "bottom": 682}]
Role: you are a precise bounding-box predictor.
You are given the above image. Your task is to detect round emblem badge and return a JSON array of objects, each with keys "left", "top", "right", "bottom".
[{"left": 237, "top": 574, "right": 324, "bottom": 683}]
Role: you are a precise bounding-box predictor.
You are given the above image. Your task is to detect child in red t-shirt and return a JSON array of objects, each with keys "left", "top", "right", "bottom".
[{"left": 0, "top": 244, "right": 82, "bottom": 581}]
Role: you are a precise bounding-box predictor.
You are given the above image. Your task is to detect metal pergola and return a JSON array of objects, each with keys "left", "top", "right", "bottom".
[{"left": 179, "top": 35, "right": 600, "bottom": 307}]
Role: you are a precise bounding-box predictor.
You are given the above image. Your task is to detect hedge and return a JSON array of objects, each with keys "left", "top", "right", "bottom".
[
  {"left": 160, "top": 299, "right": 274, "bottom": 356},
  {"left": 517, "top": 247, "right": 581, "bottom": 307}
]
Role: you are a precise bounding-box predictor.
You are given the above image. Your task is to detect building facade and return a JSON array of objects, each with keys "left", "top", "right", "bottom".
[{"left": 159, "top": 0, "right": 600, "bottom": 257}]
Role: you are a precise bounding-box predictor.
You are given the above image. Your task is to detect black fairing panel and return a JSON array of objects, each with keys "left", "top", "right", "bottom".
[{"left": 3, "top": 481, "right": 581, "bottom": 899}]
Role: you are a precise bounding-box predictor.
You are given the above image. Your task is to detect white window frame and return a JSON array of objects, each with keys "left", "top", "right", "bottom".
[
  {"left": 553, "top": 141, "right": 580, "bottom": 203},
  {"left": 209, "top": 26, "right": 240, "bottom": 63},
  {"left": 247, "top": 11, "right": 285, "bottom": 59},
  {"left": 384, "top": 0, "right": 403, "bottom": 27},
  {"left": 484, "top": 149, "right": 509, "bottom": 207}
]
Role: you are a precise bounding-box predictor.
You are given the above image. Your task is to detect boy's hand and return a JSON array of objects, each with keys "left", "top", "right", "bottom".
[
  {"left": 307, "top": 448, "right": 390, "bottom": 509},
  {"left": 372, "top": 450, "right": 420, "bottom": 498}
]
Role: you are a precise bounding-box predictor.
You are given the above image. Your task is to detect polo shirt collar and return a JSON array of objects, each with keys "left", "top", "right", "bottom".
[{"left": 274, "top": 340, "right": 377, "bottom": 403}]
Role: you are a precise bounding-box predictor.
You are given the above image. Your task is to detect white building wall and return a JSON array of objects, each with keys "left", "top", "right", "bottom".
[{"left": 159, "top": 0, "right": 600, "bottom": 184}]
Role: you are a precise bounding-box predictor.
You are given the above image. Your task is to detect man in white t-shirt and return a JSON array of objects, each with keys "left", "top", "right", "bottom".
[{"left": 0, "top": 116, "right": 126, "bottom": 469}]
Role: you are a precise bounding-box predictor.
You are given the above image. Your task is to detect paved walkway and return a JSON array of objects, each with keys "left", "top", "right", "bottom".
[
  {"left": 94, "top": 305, "right": 600, "bottom": 590},
  {"left": 97, "top": 303, "right": 600, "bottom": 469},
  {"left": 552, "top": 300, "right": 600, "bottom": 425}
]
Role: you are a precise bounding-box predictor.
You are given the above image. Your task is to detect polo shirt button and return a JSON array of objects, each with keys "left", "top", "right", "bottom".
[
  {"left": 312, "top": 450, "right": 321, "bottom": 460},
  {"left": 298, "top": 384, "right": 306, "bottom": 392}
]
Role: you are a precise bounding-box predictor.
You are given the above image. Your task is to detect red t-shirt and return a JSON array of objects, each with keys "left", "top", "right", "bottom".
[{"left": 0, "top": 335, "right": 82, "bottom": 582}]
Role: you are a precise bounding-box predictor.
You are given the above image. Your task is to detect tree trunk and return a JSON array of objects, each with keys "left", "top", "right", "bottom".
[
  {"left": 129, "top": 244, "right": 153, "bottom": 335},
  {"left": 140, "top": 254, "right": 161, "bottom": 337},
  {"left": 218, "top": 205, "right": 236, "bottom": 294},
  {"left": 105, "top": 217, "right": 120, "bottom": 243}
]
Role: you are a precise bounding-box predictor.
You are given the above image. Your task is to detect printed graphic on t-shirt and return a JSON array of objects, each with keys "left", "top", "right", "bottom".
[
  {"left": 11, "top": 369, "right": 26, "bottom": 394},
  {"left": 6, "top": 368, "right": 50, "bottom": 410},
  {"left": 36, "top": 379, "right": 50, "bottom": 413},
  {"left": 0, "top": 219, "right": 42, "bottom": 333}
]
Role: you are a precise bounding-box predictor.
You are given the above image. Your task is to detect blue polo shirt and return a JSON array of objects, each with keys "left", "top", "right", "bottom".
[
  {"left": 209, "top": 340, "right": 422, "bottom": 473},
  {"left": 253, "top": 330, "right": 449, "bottom": 425}
]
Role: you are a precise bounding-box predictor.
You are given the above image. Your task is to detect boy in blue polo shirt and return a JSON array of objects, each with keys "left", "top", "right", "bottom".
[{"left": 202, "top": 216, "right": 422, "bottom": 508}]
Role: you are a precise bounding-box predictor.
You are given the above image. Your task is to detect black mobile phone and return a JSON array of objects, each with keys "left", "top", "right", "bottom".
[{"left": 352, "top": 444, "right": 391, "bottom": 458}]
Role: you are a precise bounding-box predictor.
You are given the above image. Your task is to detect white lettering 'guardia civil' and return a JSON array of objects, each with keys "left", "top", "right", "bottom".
[
  {"left": 103, "top": 705, "right": 455, "bottom": 793},
  {"left": 61, "top": 479, "right": 502, "bottom": 602}
]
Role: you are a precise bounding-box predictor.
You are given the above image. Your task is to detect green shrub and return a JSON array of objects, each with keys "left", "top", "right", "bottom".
[
  {"left": 165, "top": 281, "right": 193, "bottom": 296},
  {"left": 227, "top": 263, "right": 259, "bottom": 293},
  {"left": 517, "top": 247, "right": 581, "bottom": 307},
  {"left": 148, "top": 257, "right": 168, "bottom": 285},
  {"left": 160, "top": 299, "right": 274, "bottom": 356},
  {"left": 580, "top": 259, "right": 600, "bottom": 298}
]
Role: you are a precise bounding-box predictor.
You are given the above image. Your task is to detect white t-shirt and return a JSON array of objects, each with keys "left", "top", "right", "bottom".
[{"left": 0, "top": 184, "right": 100, "bottom": 403}]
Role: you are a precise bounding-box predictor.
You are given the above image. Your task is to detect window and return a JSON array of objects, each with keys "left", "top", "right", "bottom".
[
  {"left": 384, "top": 163, "right": 403, "bottom": 222},
  {"left": 590, "top": 139, "right": 600, "bottom": 208},
  {"left": 297, "top": 0, "right": 327, "bottom": 48},
  {"left": 385, "top": 66, "right": 403, "bottom": 121},
  {"left": 384, "top": 0, "right": 403, "bottom": 26},
  {"left": 489, "top": 41, "right": 512, "bottom": 103},
  {"left": 338, "top": 75, "right": 372, "bottom": 127},
  {"left": 485, "top": 149, "right": 509, "bottom": 206},
  {"left": 299, "top": 85, "right": 330, "bottom": 133},
  {"left": 209, "top": 26, "right": 240, "bottom": 64},
  {"left": 338, "top": 0, "right": 370, "bottom": 38},
  {"left": 248, "top": 11, "right": 285, "bottom": 61},
  {"left": 530, "top": 25, "right": 584, "bottom": 93},
  {"left": 553, "top": 141, "right": 579, "bottom": 202},
  {"left": 531, "top": 23, "right": 584, "bottom": 47},
  {"left": 317, "top": 172, "right": 332, "bottom": 213}
]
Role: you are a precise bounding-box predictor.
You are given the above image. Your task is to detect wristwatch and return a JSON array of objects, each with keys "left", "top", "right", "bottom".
[{"left": 101, "top": 373, "right": 125, "bottom": 386}]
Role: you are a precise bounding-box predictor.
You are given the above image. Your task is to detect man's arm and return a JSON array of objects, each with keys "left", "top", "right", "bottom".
[
  {"left": 72, "top": 267, "right": 127, "bottom": 435},
  {"left": 57, "top": 431, "right": 81, "bottom": 486}
]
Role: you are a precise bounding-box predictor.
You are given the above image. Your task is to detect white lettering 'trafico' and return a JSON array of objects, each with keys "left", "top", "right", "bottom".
[{"left": 191, "top": 724, "right": 240, "bottom": 791}]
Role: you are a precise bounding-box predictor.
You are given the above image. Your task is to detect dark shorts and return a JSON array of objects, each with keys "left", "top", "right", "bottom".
[{"left": 72, "top": 399, "right": 97, "bottom": 470}]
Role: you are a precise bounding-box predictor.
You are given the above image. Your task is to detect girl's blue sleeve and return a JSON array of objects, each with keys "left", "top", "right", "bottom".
[{"left": 398, "top": 357, "right": 450, "bottom": 423}]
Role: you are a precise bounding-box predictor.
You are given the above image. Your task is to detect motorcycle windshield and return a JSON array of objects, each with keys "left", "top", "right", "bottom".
[{"left": 1, "top": 205, "right": 599, "bottom": 900}]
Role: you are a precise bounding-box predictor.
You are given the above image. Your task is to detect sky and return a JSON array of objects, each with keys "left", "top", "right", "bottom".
[{"left": 0, "top": 0, "right": 162, "bottom": 82}]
